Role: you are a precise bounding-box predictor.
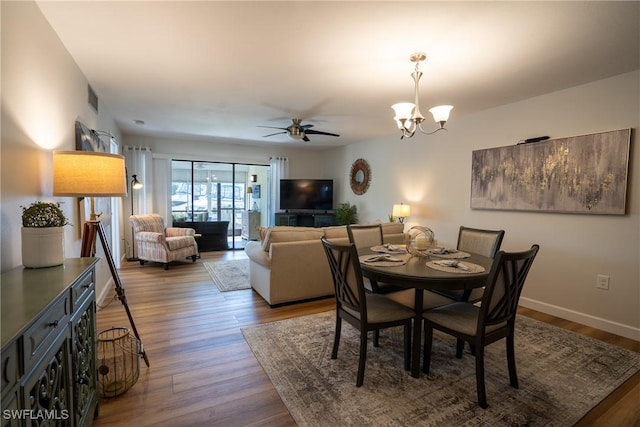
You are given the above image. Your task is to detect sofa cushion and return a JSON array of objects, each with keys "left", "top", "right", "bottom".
[
  {"left": 261, "top": 226, "right": 325, "bottom": 251},
  {"left": 256, "top": 226, "right": 268, "bottom": 241}
]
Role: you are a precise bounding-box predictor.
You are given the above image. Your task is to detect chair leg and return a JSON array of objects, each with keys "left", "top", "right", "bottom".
[
  {"left": 403, "top": 323, "right": 411, "bottom": 371},
  {"left": 506, "top": 329, "right": 519, "bottom": 389},
  {"left": 356, "top": 331, "right": 368, "bottom": 387},
  {"left": 373, "top": 330, "right": 380, "bottom": 347},
  {"left": 331, "top": 317, "right": 342, "bottom": 359},
  {"left": 422, "top": 325, "right": 433, "bottom": 374},
  {"left": 456, "top": 339, "right": 465, "bottom": 358},
  {"left": 164, "top": 263, "right": 169, "bottom": 270},
  {"left": 475, "top": 343, "right": 488, "bottom": 409}
]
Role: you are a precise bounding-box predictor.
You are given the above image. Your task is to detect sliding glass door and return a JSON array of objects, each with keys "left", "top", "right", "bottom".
[{"left": 171, "top": 160, "right": 269, "bottom": 250}]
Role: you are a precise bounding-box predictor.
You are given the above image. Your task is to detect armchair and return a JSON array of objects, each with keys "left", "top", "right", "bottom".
[{"left": 129, "top": 214, "right": 199, "bottom": 270}]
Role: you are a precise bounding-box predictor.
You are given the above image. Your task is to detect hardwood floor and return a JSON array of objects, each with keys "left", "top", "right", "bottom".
[{"left": 93, "top": 251, "right": 639, "bottom": 426}]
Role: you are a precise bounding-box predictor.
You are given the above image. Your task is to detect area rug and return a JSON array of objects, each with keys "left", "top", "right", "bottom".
[
  {"left": 203, "top": 259, "right": 250, "bottom": 292},
  {"left": 242, "top": 311, "right": 640, "bottom": 426}
]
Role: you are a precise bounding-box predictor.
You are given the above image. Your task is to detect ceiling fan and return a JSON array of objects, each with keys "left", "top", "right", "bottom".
[{"left": 258, "top": 118, "right": 339, "bottom": 142}]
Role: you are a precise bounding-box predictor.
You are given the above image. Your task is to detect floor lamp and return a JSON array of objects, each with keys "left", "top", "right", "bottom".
[
  {"left": 53, "top": 151, "right": 150, "bottom": 367},
  {"left": 127, "top": 174, "right": 143, "bottom": 262}
]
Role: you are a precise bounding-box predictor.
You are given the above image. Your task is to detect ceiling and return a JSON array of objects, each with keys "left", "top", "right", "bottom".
[{"left": 36, "top": 1, "right": 639, "bottom": 148}]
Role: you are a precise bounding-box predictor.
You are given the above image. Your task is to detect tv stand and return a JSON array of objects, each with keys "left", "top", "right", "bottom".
[{"left": 274, "top": 212, "right": 336, "bottom": 227}]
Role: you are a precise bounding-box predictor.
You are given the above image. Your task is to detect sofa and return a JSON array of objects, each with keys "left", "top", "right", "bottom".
[{"left": 244, "top": 222, "right": 405, "bottom": 306}]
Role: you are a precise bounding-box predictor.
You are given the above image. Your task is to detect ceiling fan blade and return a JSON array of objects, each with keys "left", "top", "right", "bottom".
[
  {"left": 257, "top": 125, "right": 288, "bottom": 131},
  {"left": 304, "top": 129, "right": 340, "bottom": 137},
  {"left": 262, "top": 131, "right": 288, "bottom": 138},
  {"left": 302, "top": 134, "right": 311, "bottom": 142},
  {"left": 301, "top": 124, "right": 315, "bottom": 129}
]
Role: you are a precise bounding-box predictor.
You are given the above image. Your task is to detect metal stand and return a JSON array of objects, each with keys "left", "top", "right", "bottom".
[
  {"left": 126, "top": 180, "right": 139, "bottom": 261},
  {"left": 81, "top": 220, "right": 150, "bottom": 367}
]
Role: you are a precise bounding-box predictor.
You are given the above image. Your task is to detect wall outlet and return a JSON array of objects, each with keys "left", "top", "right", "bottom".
[{"left": 596, "top": 274, "right": 610, "bottom": 290}]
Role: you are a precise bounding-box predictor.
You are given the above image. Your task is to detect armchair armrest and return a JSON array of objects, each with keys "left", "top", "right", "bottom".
[
  {"left": 136, "top": 231, "right": 166, "bottom": 243},
  {"left": 166, "top": 227, "right": 195, "bottom": 237}
]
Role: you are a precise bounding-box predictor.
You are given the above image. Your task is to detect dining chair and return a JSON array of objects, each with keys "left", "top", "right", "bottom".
[
  {"left": 434, "top": 226, "right": 505, "bottom": 303},
  {"left": 321, "top": 237, "right": 415, "bottom": 387},
  {"left": 346, "top": 224, "right": 402, "bottom": 294},
  {"left": 347, "top": 223, "right": 384, "bottom": 249},
  {"left": 422, "top": 244, "right": 540, "bottom": 408}
]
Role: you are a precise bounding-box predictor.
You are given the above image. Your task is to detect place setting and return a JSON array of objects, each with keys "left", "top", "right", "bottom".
[
  {"left": 369, "top": 243, "right": 407, "bottom": 254},
  {"left": 424, "top": 247, "right": 470, "bottom": 259},
  {"left": 426, "top": 259, "right": 485, "bottom": 274},
  {"left": 360, "top": 252, "right": 409, "bottom": 266}
]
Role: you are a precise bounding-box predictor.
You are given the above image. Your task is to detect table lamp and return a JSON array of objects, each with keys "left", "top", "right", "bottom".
[{"left": 392, "top": 203, "right": 411, "bottom": 223}]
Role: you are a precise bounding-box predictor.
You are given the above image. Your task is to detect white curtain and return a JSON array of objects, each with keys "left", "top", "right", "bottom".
[
  {"left": 123, "top": 146, "right": 152, "bottom": 258},
  {"left": 269, "top": 157, "right": 289, "bottom": 226}
]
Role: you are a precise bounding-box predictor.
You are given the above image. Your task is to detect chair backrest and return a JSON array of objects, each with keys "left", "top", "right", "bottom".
[
  {"left": 457, "top": 226, "right": 505, "bottom": 258},
  {"left": 479, "top": 245, "right": 540, "bottom": 329},
  {"left": 130, "top": 214, "right": 165, "bottom": 234},
  {"left": 321, "top": 237, "right": 367, "bottom": 321},
  {"left": 347, "top": 224, "right": 384, "bottom": 249}
]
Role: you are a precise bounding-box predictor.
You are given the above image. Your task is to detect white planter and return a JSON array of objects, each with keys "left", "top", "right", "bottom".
[{"left": 21, "top": 227, "right": 65, "bottom": 268}]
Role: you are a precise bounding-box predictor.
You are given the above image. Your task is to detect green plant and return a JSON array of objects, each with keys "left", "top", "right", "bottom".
[
  {"left": 388, "top": 213, "right": 396, "bottom": 223},
  {"left": 334, "top": 202, "right": 358, "bottom": 225},
  {"left": 21, "top": 201, "right": 70, "bottom": 228}
]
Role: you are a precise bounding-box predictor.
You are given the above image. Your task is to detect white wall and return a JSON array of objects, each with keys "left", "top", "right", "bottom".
[
  {"left": 121, "top": 134, "right": 338, "bottom": 218},
  {"left": 1, "top": 1, "right": 122, "bottom": 302},
  {"left": 331, "top": 71, "right": 639, "bottom": 339}
]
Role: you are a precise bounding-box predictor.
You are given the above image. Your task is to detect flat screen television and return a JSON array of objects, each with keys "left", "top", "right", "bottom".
[{"left": 279, "top": 179, "right": 333, "bottom": 211}]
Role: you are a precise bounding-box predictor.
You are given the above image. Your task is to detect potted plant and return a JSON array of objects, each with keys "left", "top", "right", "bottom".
[
  {"left": 334, "top": 202, "right": 358, "bottom": 225},
  {"left": 21, "top": 201, "right": 70, "bottom": 268}
]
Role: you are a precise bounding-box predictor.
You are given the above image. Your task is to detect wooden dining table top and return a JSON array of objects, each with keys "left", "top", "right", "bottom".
[{"left": 359, "top": 249, "right": 493, "bottom": 292}]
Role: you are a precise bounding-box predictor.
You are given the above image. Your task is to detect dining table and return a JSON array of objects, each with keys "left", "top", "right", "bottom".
[{"left": 359, "top": 246, "right": 494, "bottom": 378}]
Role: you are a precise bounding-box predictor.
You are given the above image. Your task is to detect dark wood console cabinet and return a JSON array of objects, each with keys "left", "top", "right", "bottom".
[
  {"left": 274, "top": 212, "right": 336, "bottom": 227},
  {"left": 1, "top": 258, "right": 99, "bottom": 427}
]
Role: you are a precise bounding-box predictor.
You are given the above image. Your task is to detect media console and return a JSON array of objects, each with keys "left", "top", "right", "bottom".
[{"left": 274, "top": 212, "right": 336, "bottom": 227}]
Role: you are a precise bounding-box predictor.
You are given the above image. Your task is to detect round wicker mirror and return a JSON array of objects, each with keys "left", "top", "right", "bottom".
[{"left": 350, "top": 158, "right": 371, "bottom": 195}]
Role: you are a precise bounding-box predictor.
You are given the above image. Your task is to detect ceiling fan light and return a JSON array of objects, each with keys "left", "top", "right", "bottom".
[{"left": 429, "top": 105, "right": 453, "bottom": 124}]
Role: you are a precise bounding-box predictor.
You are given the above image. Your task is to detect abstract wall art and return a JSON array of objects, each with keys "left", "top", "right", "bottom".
[{"left": 471, "top": 129, "right": 631, "bottom": 214}]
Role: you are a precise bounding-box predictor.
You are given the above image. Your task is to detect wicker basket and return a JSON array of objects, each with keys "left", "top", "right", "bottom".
[{"left": 97, "top": 327, "right": 140, "bottom": 398}]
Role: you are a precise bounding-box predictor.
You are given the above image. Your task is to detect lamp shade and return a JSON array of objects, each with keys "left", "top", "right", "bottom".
[
  {"left": 429, "top": 105, "right": 453, "bottom": 123},
  {"left": 391, "top": 103, "right": 415, "bottom": 127},
  {"left": 131, "top": 175, "right": 143, "bottom": 190},
  {"left": 392, "top": 203, "right": 411, "bottom": 218},
  {"left": 247, "top": 186, "right": 253, "bottom": 194},
  {"left": 53, "top": 151, "right": 127, "bottom": 197}
]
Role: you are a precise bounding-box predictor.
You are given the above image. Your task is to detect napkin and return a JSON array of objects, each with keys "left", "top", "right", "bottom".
[
  {"left": 383, "top": 243, "right": 405, "bottom": 252},
  {"left": 430, "top": 247, "right": 458, "bottom": 254},
  {"left": 364, "top": 254, "right": 404, "bottom": 263},
  {"left": 434, "top": 260, "right": 470, "bottom": 271}
]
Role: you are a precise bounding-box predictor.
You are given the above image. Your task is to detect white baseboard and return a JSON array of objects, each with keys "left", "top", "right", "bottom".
[
  {"left": 95, "top": 277, "right": 114, "bottom": 309},
  {"left": 519, "top": 297, "right": 640, "bottom": 341}
]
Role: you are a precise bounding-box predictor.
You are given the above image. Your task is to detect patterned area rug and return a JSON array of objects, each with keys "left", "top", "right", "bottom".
[
  {"left": 242, "top": 311, "right": 640, "bottom": 426},
  {"left": 203, "top": 259, "right": 250, "bottom": 292}
]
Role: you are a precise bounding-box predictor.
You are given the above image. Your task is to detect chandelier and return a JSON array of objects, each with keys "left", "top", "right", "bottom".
[{"left": 391, "top": 52, "right": 453, "bottom": 140}]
